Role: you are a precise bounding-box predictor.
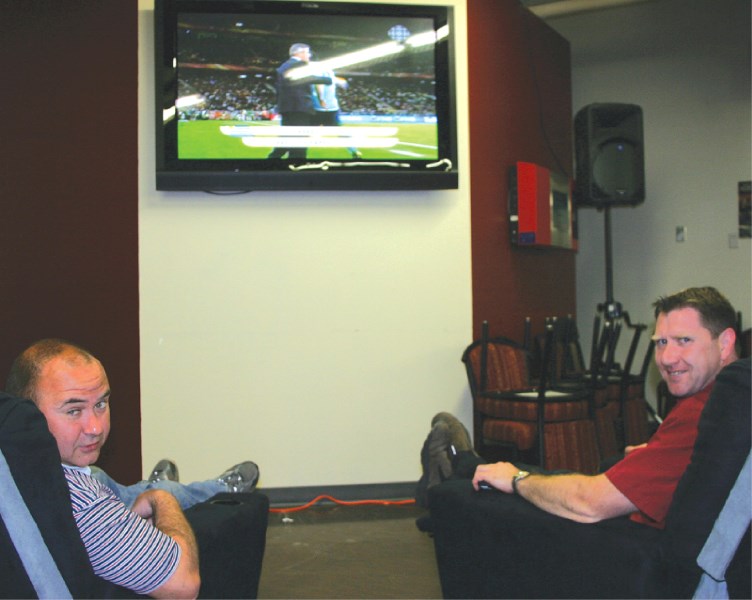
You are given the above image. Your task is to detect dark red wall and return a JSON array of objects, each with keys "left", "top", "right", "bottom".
[
  {"left": 467, "top": 0, "right": 576, "bottom": 343},
  {"left": 0, "top": 1, "right": 141, "bottom": 482}
]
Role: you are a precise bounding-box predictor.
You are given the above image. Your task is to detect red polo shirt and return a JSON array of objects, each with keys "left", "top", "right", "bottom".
[{"left": 605, "top": 384, "right": 713, "bottom": 528}]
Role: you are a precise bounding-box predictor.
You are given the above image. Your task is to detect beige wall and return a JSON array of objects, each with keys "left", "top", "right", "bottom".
[
  {"left": 135, "top": 0, "right": 752, "bottom": 489},
  {"left": 137, "top": 0, "right": 472, "bottom": 488}
]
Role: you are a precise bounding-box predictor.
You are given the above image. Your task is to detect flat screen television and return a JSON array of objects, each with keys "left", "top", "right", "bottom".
[{"left": 154, "top": 0, "right": 458, "bottom": 192}]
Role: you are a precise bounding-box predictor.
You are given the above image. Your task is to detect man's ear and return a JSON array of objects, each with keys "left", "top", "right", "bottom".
[{"left": 718, "top": 327, "right": 737, "bottom": 361}]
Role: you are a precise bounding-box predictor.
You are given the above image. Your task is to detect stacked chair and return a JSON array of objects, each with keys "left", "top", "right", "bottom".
[
  {"left": 462, "top": 318, "right": 600, "bottom": 474},
  {"left": 463, "top": 310, "right": 656, "bottom": 475},
  {"left": 615, "top": 314, "right": 656, "bottom": 445},
  {"left": 589, "top": 317, "right": 625, "bottom": 459},
  {"left": 551, "top": 312, "right": 656, "bottom": 457},
  {"left": 546, "top": 314, "right": 623, "bottom": 461}
]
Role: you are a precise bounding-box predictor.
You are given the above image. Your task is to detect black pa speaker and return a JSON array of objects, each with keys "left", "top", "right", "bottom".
[{"left": 574, "top": 103, "right": 645, "bottom": 208}]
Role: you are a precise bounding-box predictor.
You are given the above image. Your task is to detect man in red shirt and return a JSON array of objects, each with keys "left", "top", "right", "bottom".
[{"left": 422, "top": 286, "right": 739, "bottom": 529}]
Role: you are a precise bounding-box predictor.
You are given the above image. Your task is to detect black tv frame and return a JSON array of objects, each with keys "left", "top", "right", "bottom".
[{"left": 154, "top": 0, "right": 458, "bottom": 192}]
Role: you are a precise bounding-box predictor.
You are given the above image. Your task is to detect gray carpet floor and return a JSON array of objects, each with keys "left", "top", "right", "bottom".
[{"left": 257, "top": 502, "right": 441, "bottom": 599}]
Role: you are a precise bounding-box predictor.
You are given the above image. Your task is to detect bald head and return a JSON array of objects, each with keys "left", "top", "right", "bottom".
[{"left": 6, "top": 338, "right": 100, "bottom": 402}]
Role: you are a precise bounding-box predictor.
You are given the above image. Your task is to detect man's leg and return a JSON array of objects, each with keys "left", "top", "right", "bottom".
[
  {"left": 90, "top": 466, "right": 224, "bottom": 509},
  {"left": 415, "top": 412, "right": 482, "bottom": 508},
  {"left": 268, "top": 112, "right": 310, "bottom": 159},
  {"left": 91, "top": 461, "right": 259, "bottom": 510},
  {"left": 414, "top": 413, "right": 483, "bottom": 533},
  {"left": 90, "top": 467, "right": 146, "bottom": 507}
]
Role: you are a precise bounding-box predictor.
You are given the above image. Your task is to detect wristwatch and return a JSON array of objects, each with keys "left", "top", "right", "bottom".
[{"left": 511, "top": 470, "right": 531, "bottom": 494}]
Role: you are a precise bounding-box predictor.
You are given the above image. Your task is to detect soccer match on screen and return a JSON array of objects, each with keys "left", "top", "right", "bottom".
[{"left": 174, "top": 11, "right": 446, "bottom": 162}]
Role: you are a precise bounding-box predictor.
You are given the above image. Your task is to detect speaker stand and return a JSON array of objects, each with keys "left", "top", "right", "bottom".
[{"left": 599, "top": 205, "right": 623, "bottom": 320}]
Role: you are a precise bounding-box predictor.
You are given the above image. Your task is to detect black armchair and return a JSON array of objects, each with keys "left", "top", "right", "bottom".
[
  {"left": 429, "top": 358, "right": 751, "bottom": 599},
  {"left": 0, "top": 392, "right": 269, "bottom": 599}
]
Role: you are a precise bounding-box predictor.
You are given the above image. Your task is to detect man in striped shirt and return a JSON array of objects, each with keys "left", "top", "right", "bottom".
[{"left": 5, "top": 340, "right": 200, "bottom": 598}]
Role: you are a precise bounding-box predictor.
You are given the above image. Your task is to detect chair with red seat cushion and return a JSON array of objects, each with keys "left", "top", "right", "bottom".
[{"left": 463, "top": 319, "right": 600, "bottom": 473}]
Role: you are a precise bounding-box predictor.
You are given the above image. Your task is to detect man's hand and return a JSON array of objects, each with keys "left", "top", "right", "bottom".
[
  {"left": 472, "top": 461, "right": 519, "bottom": 493},
  {"left": 130, "top": 490, "right": 159, "bottom": 522},
  {"left": 132, "top": 490, "right": 201, "bottom": 599}
]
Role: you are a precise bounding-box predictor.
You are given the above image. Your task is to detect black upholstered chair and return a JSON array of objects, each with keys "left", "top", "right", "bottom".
[
  {"left": 429, "top": 357, "right": 751, "bottom": 599},
  {"left": 0, "top": 392, "right": 269, "bottom": 599}
]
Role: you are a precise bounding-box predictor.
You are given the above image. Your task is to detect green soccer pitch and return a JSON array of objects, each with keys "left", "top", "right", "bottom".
[{"left": 177, "top": 120, "right": 439, "bottom": 160}]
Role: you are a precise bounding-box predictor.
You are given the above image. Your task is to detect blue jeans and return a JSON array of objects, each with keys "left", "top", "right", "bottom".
[{"left": 91, "top": 467, "right": 227, "bottom": 510}]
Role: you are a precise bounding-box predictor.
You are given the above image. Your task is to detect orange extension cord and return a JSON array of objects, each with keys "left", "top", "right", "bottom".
[{"left": 269, "top": 495, "right": 415, "bottom": 514}]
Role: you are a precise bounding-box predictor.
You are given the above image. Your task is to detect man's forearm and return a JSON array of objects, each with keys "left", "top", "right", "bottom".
[
  {"left": 152, "top": 496, "right": 199, "bottom": 567},
  {"left": 515, "top": 472, "right": 635, "bottom": 523},
  {"left": 145, "top": 491, "right": 201, "bottom": 599},
  {"left": 472, "top": 462, "right": 636, "bottom": 524},
  {"left": 515, "top": 473, "right": 603, "bottom": 522}
]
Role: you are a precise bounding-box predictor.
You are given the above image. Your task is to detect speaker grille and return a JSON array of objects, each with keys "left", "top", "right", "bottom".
[{"left": 575, "top": 103, "right": 645, "bottom": 208}]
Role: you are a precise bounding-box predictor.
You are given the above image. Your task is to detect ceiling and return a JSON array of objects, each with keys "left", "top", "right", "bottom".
[
  {"left": 516, "top": 0, "right": 748, "bottom": 67},
  {"left": 520, "top": 0, "right": 658, "bottom": 19},
  {"left": 517, "top": 0, "right": 670, "bottom": 65}
]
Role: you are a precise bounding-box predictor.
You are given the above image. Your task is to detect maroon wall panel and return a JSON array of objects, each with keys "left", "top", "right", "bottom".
[
  {"left": 467, "top": 0, "right": 576, "bottom": 343},
  {"left": 0, "top": 1, "right": 141, "bottom": 482}
]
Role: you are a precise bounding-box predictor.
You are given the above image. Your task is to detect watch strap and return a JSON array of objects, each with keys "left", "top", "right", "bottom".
[{"left": 512, "top": 470, "right": 530, "bottom": 494}]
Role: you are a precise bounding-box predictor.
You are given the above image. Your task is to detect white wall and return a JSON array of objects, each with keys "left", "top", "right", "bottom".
[
  {"left": 551, "top": 0, "right": 751, "bottom": 400},
  {"left": 137, "top": 0, "right": 472, "bottom": 488}
]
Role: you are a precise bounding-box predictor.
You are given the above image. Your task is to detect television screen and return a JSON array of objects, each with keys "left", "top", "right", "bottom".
[{"left": 155, "top": 0, "right": 458, "bottom": 191}]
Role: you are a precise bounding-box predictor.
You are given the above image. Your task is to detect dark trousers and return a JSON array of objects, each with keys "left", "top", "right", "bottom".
[
  {"left": 268, "top": 111, "right": 313, "bottom": 159},
  {"left": 451, "top": 450, "right": 582, "bottom": 481}
]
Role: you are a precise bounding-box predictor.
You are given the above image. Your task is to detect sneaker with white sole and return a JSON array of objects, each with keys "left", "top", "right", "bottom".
[
  {"left": 148, "top": 459, "right": 179, "bottom": 483},
  {"left": 217, "top": 461, "right": 260, "bottom": 493}
]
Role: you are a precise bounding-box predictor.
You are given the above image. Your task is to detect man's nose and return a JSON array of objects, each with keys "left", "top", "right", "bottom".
[
  {"left": 659, "top": 342, "right": 680, "bottom": 365},
  {"left": 83, "top": 412, "right": 103, "bottom": 435}
]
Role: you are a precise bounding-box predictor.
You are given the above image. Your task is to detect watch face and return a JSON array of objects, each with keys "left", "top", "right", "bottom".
[{"left": 512, "top": 470, "right": 530, "bottom": 494}]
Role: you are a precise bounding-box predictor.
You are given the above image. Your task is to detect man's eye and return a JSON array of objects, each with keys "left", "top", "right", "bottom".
[
  {"left": 678, "top": 337, "right": 692, "bottom": 345},
  {"left": 67, "top": 409, "right": 81, "bottom": 417},
  {"left": 655, "top": 339, "right": 667, "bottom": 347}
]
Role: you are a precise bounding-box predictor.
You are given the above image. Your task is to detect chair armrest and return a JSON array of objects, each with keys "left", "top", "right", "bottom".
[
  {"left": 429, "top": 479, "right": 664, "bottom": 599},
  {"left": 184, "top": 492, "right": 270, "bottom": 599}
]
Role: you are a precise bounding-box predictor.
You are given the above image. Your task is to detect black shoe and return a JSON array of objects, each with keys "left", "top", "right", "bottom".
[
  {"left": 415, "top": 514, "right": 435, "bottom": 535},
  {"left": 432, "top": 412, "right": 475, "bottom": 454},
  {"left": 415, "top": 419, "right": 452, "bottom": 508},
  {"left": 217, "top": 461, "right": 260, "bottom": 493},
  {"left": 149, "top": 459, "right": 179, "bottom": 483}
]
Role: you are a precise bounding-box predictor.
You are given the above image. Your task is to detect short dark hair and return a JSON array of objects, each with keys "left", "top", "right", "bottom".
[
  {"left": 5, "top": 338, "right": 96, "bottom": 402},
  {"left": 653, "top": 286, "right": 737, "bottom": 339}
]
